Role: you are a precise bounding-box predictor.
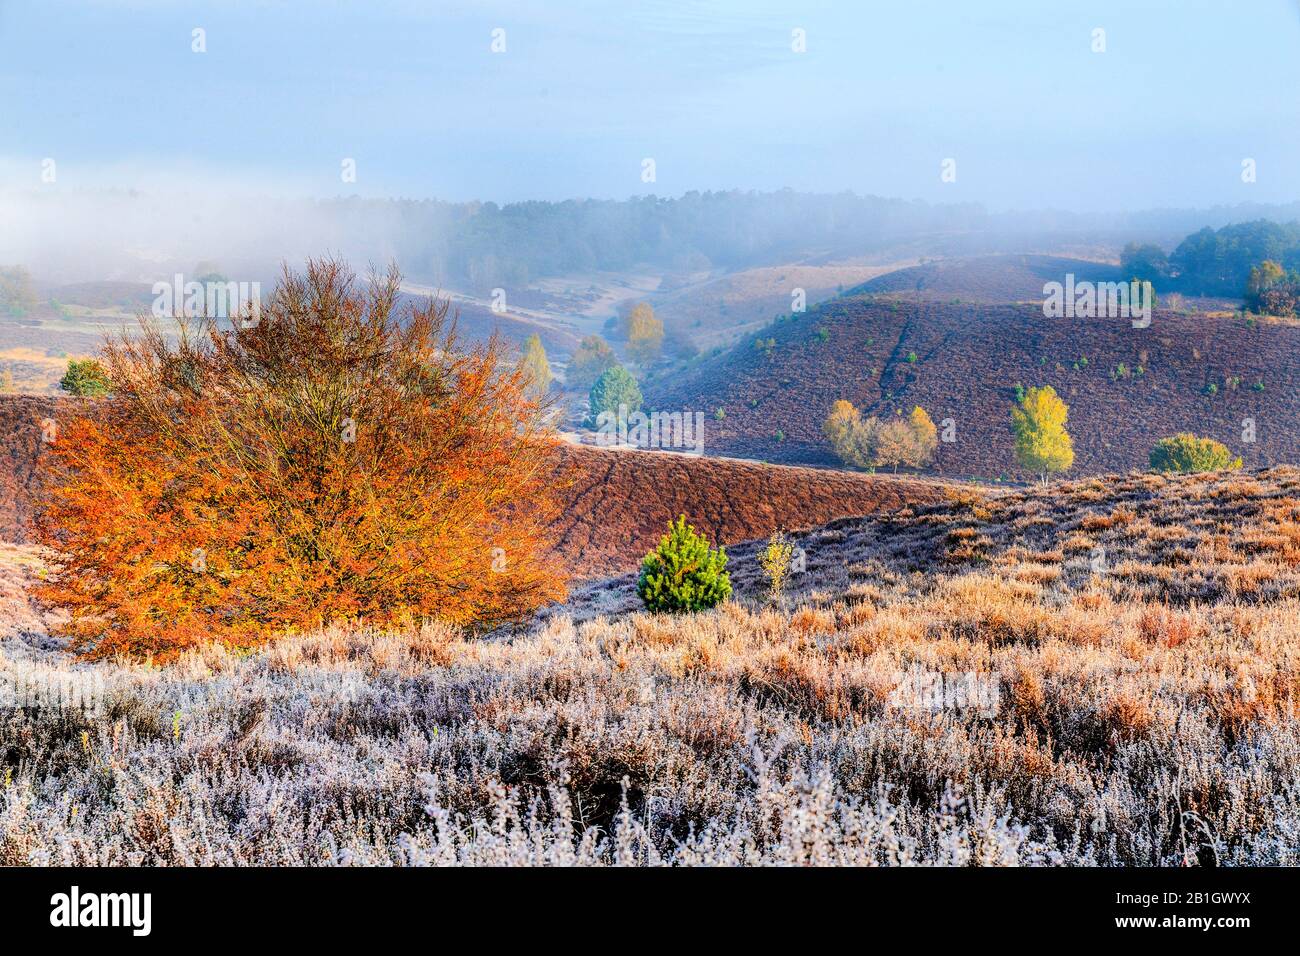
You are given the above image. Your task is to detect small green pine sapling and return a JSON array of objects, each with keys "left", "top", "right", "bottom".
[{"left": 637, "top": 515, "right": 732, "bottom": 613}]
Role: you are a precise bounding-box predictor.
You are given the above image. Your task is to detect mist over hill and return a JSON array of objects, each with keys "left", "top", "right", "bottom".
[{"left": 9, "top": 184, "right": 1300, "bottom": 291}]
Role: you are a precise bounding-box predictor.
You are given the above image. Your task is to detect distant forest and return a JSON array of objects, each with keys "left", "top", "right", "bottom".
[
  {"left": 1117, "top": 219, "right": 1300, "bottom": 302},
  {"left": 355, "top": 191, "right": 989, "bottom": 290},
  {"left": 1166, "top": 220, "right": 1300, "bottom": 297},
  {"left": 341, "top": 193, "right": 1300, "bottom": 294}
]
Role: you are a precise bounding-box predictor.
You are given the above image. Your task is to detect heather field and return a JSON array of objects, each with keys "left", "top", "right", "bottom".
[
  {"left": 3, "top": 467, "right": 1298, "bottom": 866},
  {"left": 647, "top": 263, "right": 1300, "bottom": 477},
  {"left": 849, "top": 254, "right": 1122, "bottom": 303}
]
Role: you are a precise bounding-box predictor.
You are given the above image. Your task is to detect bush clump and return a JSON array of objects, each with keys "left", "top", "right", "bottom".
[
  {"left": 824, "top": 401, "right": 937, "bottom": 472},
  {"left": 59, "top": 358, "right": 112, "bottom": 397},
  {"left": 37, "top": 259, "right": 566, "bottom": 660},
  {"left": 586, "top": 364, "right": 642, "bottom": 427},
  {"left": 1150, "top": 433, "right": 1242, "bottom": 473},
  {"left": 1244, "top": 259, "right": 1300, "bottom": 316},
  {"left": 566, "top": 334, "right": 617, "bottom": 391},
  {"left": 637, "top": 515, "right": 732, "bottom": 613}
]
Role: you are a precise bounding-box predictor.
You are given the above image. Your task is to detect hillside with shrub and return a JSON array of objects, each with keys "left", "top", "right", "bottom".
[
  {"left": 646, "top": 287, "right": 1300, "bottom": 478},
  {"left": 547, "top": 443, "right": 946, "bottom": 576}
]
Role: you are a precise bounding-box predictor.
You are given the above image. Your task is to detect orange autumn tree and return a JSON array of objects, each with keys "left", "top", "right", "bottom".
[{"left": 36, "top": 259, "right": 566, "bottom": 660}]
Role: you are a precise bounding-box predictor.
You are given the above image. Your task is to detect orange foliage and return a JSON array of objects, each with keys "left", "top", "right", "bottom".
[{"left": 36, "top": 260, "right": 566, "bottom": 660}]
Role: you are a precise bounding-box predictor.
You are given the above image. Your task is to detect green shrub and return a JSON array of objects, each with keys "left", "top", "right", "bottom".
[
  {"left": 1120, "top": 242, "right": 1169, "bottom": 283},
  {"left": 637, "top": 515, "right": 732, "bottom": 613},
  {"left": 1149, "top": 433, "right": 1242, "bottom": 473},
  {"left": 586, "top": 364, "right": 642, "bottom": 426},
  {"left": 59, "top": 359, "right": 112, "bottom": 397}
]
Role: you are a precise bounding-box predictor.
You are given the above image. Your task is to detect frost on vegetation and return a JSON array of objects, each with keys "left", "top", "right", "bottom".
[{"left": 5, "top": 468, "right": 1300, "bottom": 865}]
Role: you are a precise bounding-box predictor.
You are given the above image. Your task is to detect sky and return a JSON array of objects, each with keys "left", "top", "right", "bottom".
[{"left": 2, "top": 0, "right": 1300, "bottom": 211}]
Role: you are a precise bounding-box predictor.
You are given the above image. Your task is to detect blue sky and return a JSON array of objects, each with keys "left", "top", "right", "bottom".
[{"left": 3, "top": 0, "right": 1300, "bottom": 210}]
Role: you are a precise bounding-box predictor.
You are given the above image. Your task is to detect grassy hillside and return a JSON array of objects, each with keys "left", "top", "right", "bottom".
[
  {"left": 405, "top": 294, "right": 581, "bottom": 358},
  {"left": 644, "top": 262, "right": 899, "bottom": 351},
  {"left": 3, "top": 466, "right": 1296, "bottom": 864},
  {"left": 646, "top": 288, "right": 1300, "bottom": 478},
  {"left": 549, "top": 443, "right": 947, "bottom": 576}
]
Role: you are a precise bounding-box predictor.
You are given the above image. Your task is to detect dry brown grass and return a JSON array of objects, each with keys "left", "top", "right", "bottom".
[{"left": 2, "top": 466, "right": 1299, "bottom": 864}]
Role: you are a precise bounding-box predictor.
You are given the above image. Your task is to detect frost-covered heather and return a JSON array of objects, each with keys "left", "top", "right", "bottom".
[{"left": 3, "top": 468, "right": 1300, "bottom": 865}]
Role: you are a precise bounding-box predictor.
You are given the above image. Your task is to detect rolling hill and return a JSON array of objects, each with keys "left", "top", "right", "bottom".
[
  {"left": 645, "top": 280, "right": 1298, "bottom": 478},
  {"left": 391, "top": 291, "right": 584, "bottom": 358},
  {"left": 847, "top": 254, "right": 1122, "bottom": 302},
  {"left": 0, "top": 396, "right": 946, "bottom": 578},
  {"left": 848, "top": 253, "right": 1241, "bottom": 313},
  {"left": 639, "top": 262, "right": 900, "bottom": 351},
  {"left": 548, "top": 443, "right": 947, "bottom": 576}
]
